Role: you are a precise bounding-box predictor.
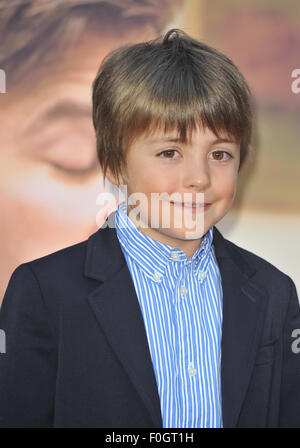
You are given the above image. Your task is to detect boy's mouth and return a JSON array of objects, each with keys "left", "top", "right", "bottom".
[{"left": 170, "top": 201, "right": 211, "bottom": 210}]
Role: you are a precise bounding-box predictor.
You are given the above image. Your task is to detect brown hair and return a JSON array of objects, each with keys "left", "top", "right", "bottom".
[
  {"left": 0, "top": 0, "right": 182, "bottom": 87},
  {"left": 92, "top": 28, "right": 254, "bottom": 185}
]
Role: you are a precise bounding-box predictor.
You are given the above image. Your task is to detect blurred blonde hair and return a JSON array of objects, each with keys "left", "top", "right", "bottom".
[{"left": 0, "top": 0, "right": 183, "bottom": 86}]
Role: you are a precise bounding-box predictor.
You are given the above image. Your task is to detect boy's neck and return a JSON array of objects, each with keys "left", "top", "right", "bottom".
[
  {"left": 125, "top": 205, "right": 202, "bottom": 260},
  {"left": 139, "top": 225, "right": 202, "bottom": 260}
]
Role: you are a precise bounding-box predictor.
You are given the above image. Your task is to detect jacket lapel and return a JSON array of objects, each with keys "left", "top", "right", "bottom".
[
  {"left": 85, "top": 211, "right": 268, "bottom": 428},
  {"left": 85, "top": 211, "right": 163, "bottom": 427},
  {"left": 213, "top": 226, "right": 269, "bottom": 427}
]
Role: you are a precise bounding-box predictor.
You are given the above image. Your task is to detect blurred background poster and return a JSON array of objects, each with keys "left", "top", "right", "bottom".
[{"left": 0, "top": 0, "right": 299, "bottom": 304}]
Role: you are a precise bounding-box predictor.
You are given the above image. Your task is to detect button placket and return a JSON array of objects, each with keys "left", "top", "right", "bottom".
[
  {"left": 188, "top": 361, "right": 197, "bottom": 377},
  {"left": 179, "top": 262, "right": 189, "bottom": 300},
  {"left": 180, "top": 285, "right": 187, "bottom": 297},
  {"left": 173, "top": 260, "right": 185, "bottom": 304}
]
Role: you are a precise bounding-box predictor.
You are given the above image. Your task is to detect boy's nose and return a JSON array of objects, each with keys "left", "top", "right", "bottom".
[{"left": 182, "top": 158, "right": 210, "bottom": 190}]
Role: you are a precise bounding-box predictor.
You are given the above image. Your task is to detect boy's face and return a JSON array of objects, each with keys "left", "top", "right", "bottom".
[{"left": 112, "top": 125, "right": 240, "bottom": 257}]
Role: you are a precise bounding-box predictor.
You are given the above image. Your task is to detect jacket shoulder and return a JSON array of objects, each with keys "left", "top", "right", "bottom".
[
  {"left": 224, "top": 236, "right": 288, "bottom": 278},
  {"left": 220, "top": 234, "right": 296, "bottom": 307},
  {"left": 26, "top": 238, "right": 89, "bottom": 274}
]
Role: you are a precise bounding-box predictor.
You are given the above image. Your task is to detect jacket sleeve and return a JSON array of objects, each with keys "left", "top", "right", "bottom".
[
  {"left": 0, "top": 263, "right": 57, "bottom": 427},
  {"left": 279, "top": 276, "right": 300, "bottom": 427}
]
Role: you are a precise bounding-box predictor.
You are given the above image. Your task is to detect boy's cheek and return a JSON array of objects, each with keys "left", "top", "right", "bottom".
[
  {"left": 212, "top": 177, "right": 236, "bottom": 197},
  {"left": 132, "top": 173, "right": 175, "bottom": 196}
]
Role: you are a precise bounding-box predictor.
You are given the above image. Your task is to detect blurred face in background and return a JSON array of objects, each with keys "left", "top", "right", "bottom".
[{"left": 0, "top": 26, "right": 157, "bottom": 302}]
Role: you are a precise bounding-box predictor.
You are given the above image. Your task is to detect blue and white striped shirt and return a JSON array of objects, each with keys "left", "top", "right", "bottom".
[{"left": 115, "top": 200, "right": 223, "bottom": 428}]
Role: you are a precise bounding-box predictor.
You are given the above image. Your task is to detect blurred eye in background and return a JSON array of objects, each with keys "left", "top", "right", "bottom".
[{"left": 20, "top": 100, "right": 100, "bottom": 178}]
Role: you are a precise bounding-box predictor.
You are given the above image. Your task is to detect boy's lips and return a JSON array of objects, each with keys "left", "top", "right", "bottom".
[{"left": 170, "top": 201, "right": 212, "bottom": 209}]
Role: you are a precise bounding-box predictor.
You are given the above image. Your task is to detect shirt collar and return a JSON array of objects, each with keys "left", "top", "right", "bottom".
[{"left": 115, "top": 200, "right": 214, "bottom": 282}]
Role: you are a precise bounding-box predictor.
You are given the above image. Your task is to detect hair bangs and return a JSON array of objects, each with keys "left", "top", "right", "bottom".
[{"left": 122, "top": 69, "right": 245, "bottom": 153}]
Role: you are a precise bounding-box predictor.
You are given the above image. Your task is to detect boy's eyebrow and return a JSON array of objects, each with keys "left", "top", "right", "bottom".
[
  {"left": 147, "top": 137, "right": 183, "bottom": 143},
  {"left": 210, "top": 137, "right": 238, "bottom": 145},
  {"left": 146, "top": 136, "right": 238, "bottom": 145}
]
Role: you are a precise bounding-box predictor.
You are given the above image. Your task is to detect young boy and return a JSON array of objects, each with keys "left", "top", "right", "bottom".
[{"left": 0, "top": 29, "right": 299, "bottom": 428}]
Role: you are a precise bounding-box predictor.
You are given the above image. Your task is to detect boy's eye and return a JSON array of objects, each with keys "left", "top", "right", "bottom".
[
  {"left": 157, "top": 149, "right": 233, "bottom": 161},
  {"left": 157, "top": 149, "right": 179, "bottom": 159},
  {"left": 210, "top": 150, "right": 233, "bottom": 161}
]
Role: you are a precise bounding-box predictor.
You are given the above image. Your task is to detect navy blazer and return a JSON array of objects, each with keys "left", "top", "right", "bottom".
[{"left": 0, "top": 210, "right": 300, "bottom": 428}]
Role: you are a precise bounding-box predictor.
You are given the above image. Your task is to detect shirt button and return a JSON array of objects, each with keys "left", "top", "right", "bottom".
[
  {"left": 171, "top": 252, "right": 180, "bottom": 261},
  {"left": 180, "top": 286, "right": 188, "bottom": 296},
  {"left": 199, "top": 271, "right": 207, "bottom": 280},
  {"left": 188, "top": 366, "right": 197, "bottom": 376},
  {"left": 153, "top": 271, "right": 162, "bottom": 282}
]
